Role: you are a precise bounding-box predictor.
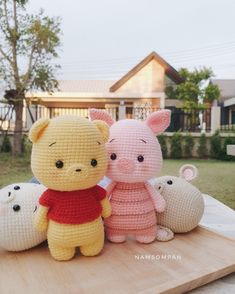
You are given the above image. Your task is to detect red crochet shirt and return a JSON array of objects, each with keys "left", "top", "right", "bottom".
[{"left": 39, "top": 185, "right": 106, "bottom": 225}]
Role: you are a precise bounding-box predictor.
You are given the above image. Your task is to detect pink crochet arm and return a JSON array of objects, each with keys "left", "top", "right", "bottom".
[
  {"left": 145, "top": 182, "right": 166, "bottom": 212},
  {"left": 105, "top": 181, "right": 116, "bottom": 200}
]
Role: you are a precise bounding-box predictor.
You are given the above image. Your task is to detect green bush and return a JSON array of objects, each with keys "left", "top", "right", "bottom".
[
  {"left": 157, "top": 134, "right": 168, "bottom": 158},
  {"left": 210, "top": 130, "right": 222, "bottom": 159},
  {"left": 197, "top": 133, "right": 208, "bottom": 158},
  {"left": 21, "top": 134, "right": 32, "bottom": 155},
  {"left": 170, "top": 132, "right": 182, "bottom": 159},
  {"left": 184, "top": 133, "right": 194, "bottom": 158},
  {"left": 1, "top": 135, "right": 12, "bottom": 153}
]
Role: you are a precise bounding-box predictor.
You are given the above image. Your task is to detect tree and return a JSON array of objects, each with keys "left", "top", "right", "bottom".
[
  {"left": 0, "top": 0, "right": 61, "bottom": 155},
  {"left": 165, "top": 67, "right": 220, "bottom": 109}
]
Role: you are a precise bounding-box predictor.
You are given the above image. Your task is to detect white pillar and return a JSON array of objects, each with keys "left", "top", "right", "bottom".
[
  {"left": 227, "top": 145, "right": 235, "bottom": 156},
  {"left": 118, "top": 101, "right": 126, "bottom": 120},
  {"left": 211, "top": 106, "right": 221, "bottom": 133},
  {"left": 160, "top": 93, "right": 165, "bottom": 109}
]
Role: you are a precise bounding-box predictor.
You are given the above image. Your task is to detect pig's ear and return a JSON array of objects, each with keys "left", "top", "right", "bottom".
[
  {"left": 145, "top": 110, "right": 171, "bottom": 134},
  {"left": 89, "top": 108, "right": 114, "bottom": 126},
  {"left": 93, "top": 120, "right": 109, "bottom": 143},
  {"left": 179, "top": 164, "right": 198, "bottom": 182},
  {"left": 28, "top": 118, "right": 50, "bottom": 143}
]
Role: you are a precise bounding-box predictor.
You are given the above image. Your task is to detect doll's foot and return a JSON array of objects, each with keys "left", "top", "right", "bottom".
[
  {"left": 49, "top": 243, "right": 75, "bottom": 261},
  {"left": 80, "top": 234, "right": 104, "bottom": 257},
  {"left": 135, "top": 226, "right": 156, "bottom": 244},
  {"left": 156, "top": 226, "right": 174, "bottom": 242},
  {"left": 135, "top": 235, "right": 155, "bottom": 244},
  {"left": 107, "top": 234, "right": 126, "bottom": 243}
]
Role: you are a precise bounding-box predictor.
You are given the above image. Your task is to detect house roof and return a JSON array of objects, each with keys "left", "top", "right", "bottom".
[
  {"left": 224, "top": 97, "right": 235, "bottom": 107},
  {"left": 210, "top": 79, "right": 235, "bottom": 101},
  {"left": 109, "top": 51, "right": 183, "bottom": 92},
  {"left": 27, "top": 51, "right": 183, "bottom": 103},
  {"left": 58, "top": 80, "right": 115, "bottom": 93}
]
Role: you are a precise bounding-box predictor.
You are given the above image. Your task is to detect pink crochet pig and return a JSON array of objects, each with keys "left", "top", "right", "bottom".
[{"left": 90, "top": 109, "right": 171, "bottom": 244}]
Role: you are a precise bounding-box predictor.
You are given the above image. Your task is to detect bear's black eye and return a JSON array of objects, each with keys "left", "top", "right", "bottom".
[
  {"left": 110, "top": 153, "right": 117, "bottom": 160},
  {"left": 167, "top": 180, "right": 173, "bottom": 185},
  {"left": 14, "top": 185, "right": 20, "bottom": 190},
  {"left": 91, "top": 159, "right": 98, "bottom": 167},
  {"left": 137, "top": 155, "right": 144, "bottom": 162},
  {"left": 13, "top": 204, "right": 21, "bottom": 212},
  {"left": 55, "top": 160, "right": 64, "bottom": 169}
]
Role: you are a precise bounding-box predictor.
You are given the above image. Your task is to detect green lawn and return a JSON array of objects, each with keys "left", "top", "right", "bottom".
[
  {"left": 160, "top": 159, "right": 235, "bottom": 209},
  {"left": 0, "top": 153, "right": 32, "bottom": 187},
  {"left": 0, "top": 153, "right": 234, "bottom": 209}
]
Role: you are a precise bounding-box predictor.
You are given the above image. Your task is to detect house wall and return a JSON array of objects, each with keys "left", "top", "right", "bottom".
[
  {"left": 115, "top": 59, "right": 165, "bottom": 93},
  {"left": 32, "top": 97, "right": 161, "bottom": 110}
]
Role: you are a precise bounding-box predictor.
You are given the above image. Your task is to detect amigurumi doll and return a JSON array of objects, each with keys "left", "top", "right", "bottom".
[
  {"left": 151, "top": 164, "right": 205, "bottom": 240},
  {"left": 0, "top": 183, "right": 46, "bottom": 251},
  {"left": 29, "top": 115, "right": 111, "bottom": 261},
  {"left": 90, "top": 109, "right": 171, "bottom": 244}
]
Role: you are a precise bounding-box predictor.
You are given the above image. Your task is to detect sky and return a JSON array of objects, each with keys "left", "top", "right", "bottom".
[{"left": 28, "top": 0, "right": 235, "bottom": 81}]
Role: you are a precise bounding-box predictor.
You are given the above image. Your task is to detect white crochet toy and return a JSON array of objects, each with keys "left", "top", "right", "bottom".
[
  {"left": 0, "top": 183, "right": 47, "bottom": 251},
  {"left": 151, "top": 164, "right": 205, "bottom": 241}
]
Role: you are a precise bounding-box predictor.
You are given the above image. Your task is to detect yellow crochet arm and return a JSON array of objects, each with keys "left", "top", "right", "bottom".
[
  {"left": 34, "top": 205, "right": 49, "bottom": 232},
  {"left": 100, "top": 197, "right": 112, "bottom": 218}
]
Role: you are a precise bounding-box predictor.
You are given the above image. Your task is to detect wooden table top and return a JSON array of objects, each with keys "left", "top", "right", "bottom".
[{"left": 1, "top": 225, "right": 235, "bottom": 294}]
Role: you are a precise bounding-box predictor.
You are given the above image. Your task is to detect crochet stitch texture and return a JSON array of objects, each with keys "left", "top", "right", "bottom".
[
  {"left": 0, "top": 183, "right": 46, "bottom": 251},
  {"left": 29, "top": 115, "right": 111, "bottom": 261},
  {"left": 90, "top": 109, "right": 171, "bottom": 244},
  {"left": 152, "top": 164, "right": 204, "bottom": 235}
]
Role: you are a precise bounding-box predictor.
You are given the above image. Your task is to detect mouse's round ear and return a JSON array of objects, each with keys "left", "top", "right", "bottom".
[
  {"left": 93, "top": 120, "right": 109, "bottom": 143},
  {"left": 28, "top": 118, "right": 50, "bottom": 143},
  {"left": 179, "top": 164, "right": 198, "bottom": 182}
]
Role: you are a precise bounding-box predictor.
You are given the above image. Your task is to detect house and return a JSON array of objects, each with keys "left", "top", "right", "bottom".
[
  {"left": 25, "top": 51, "right": 183, "bottom": 126},
  {"left": 210, "top": 79, "right": 235, "bottom": 128}
]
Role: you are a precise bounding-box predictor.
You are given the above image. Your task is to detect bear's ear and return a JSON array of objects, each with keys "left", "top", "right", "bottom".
[
  {"left": 179, "top": 164, "right": 198, "bottom": 182},
  {"left": 93, "top": 120, "right": 109, "bottom": 143},
  {"left": 89, "top": 108, "right": 114, "bottom": 126},
  {"left": 28, "top": 118, "right": 50, "bottom": 143},
  {"left": 145, "top": 110, "right": 171, "bottom": 134}
]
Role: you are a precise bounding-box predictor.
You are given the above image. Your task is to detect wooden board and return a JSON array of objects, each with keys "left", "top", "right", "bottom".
[{"left": 1, "top": 226, "right": 235, "bottom": 294}]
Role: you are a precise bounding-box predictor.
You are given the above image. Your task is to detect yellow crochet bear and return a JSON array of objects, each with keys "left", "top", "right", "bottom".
[{"left": 29, "top": 115, "right": 111, "bottom": 261}]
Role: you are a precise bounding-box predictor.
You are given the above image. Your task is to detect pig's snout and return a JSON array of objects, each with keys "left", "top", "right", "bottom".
[{"left": 117, "top": 158, "right": 135, "bottom": 174}]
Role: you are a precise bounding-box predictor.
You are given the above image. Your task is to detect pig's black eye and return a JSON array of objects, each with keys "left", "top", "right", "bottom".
[
  {"left": 55, "top": 160, "right": 64, "bottom": 169},
  {"left": 167, "top": 180, "right": 173, "bottom": 185},
  {"left": 110, "top": 153, "right": 117, "bottom": 160},
  {"left": 13, "top": 204, "right": 21, "bottom": 212},
  {"left": 91, "top": 159, "right": 98, "bottom": 167},
  {"left": 14, "top": 185, "right": 20, "bottom": 190},
  {"left": 137, "top": 155, "right": 144, "bottom": 162}
]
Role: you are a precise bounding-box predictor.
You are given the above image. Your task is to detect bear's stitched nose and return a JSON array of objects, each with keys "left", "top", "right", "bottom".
[{"left": 76, "top": 169, "right": 82, "bottom": 172}]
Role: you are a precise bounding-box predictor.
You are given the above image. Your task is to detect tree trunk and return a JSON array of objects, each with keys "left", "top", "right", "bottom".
[{"left": 13, "top": 97, "right": 24, "bottom": 155}]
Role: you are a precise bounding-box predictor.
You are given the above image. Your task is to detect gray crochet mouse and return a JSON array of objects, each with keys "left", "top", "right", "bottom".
[{"left": 151, "top": 164, "right": 205, "bottom": 241}]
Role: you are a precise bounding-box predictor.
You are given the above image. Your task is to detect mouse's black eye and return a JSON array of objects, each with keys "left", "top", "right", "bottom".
[
  {"left": 91, "top": 159, "right": 97, "bottom": 167},
  {"left": 14, "top": 185, "right": 20, "bottom": 190},
  {"left": 110, "top": 153, "right": 117, "bottom": 160},
  {"left": 137, "top": 155, "right": 144, "bottom": 162},
  {"left": 167, "top": 180, "right": 173, "bottom": 185},
  {"left": 55, "top": 160, "right": 64, "bottom": 169},
  {"left": 13, "top": 204, "right": 21, "bottom": 212}
]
